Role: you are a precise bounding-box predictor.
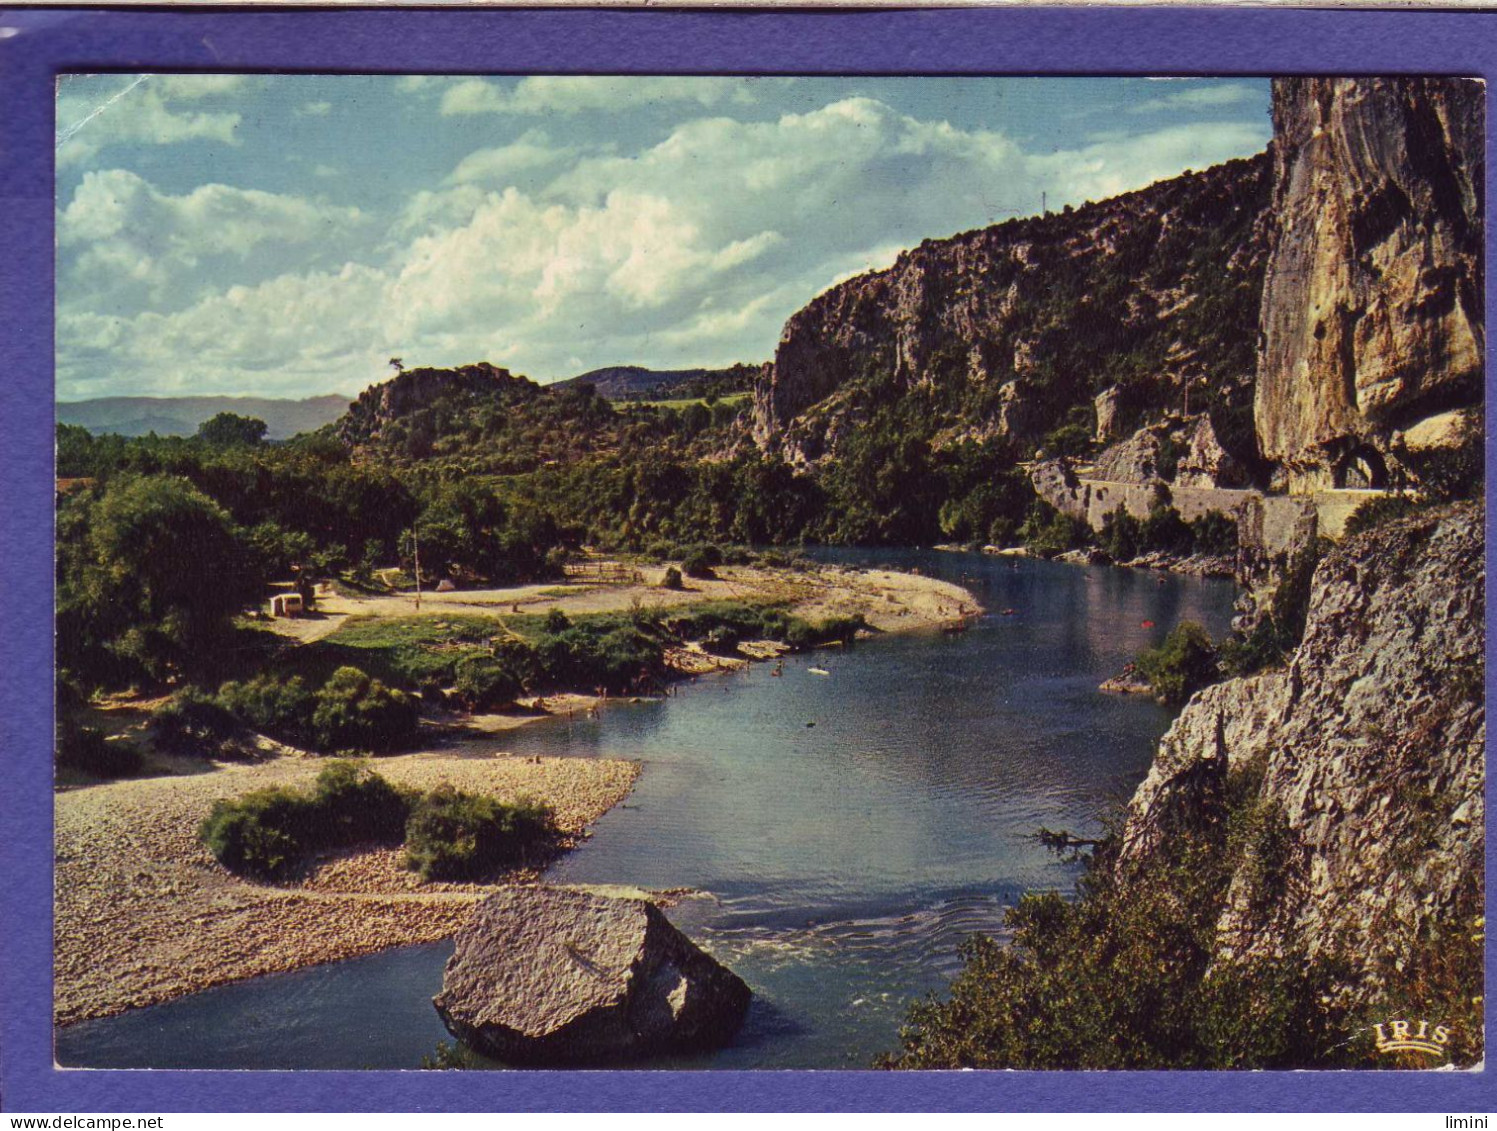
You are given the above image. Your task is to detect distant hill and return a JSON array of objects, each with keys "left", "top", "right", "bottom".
[
  {"left": 56, "top": 394, "right": 352, "bottom": 440},
  {"left": 553, "top": 364, "right": 760, "bottom": 402}
]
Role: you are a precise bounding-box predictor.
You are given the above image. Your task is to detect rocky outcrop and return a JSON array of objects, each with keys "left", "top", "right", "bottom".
[
  {"left": 1091, "top": 427, "right": 1164, "bottom": 485},
  {"left": 1116, "top": 503, "right": 1485, "bottom": 986},
  {"left": 1175, "top": 414, "right": 1250, "bottom": 489},
  {"left": 432, "top": 887, "right": 751, "bottom": 1066},
  {"left": 337, "top": 362, "right": 534, "bottom": 445},
  {"left": 1254, "top": 78, "right": 1484, "bottom": 493},
  {"left": 754, "top": 155, "right": 1271, "bottom": 465}
]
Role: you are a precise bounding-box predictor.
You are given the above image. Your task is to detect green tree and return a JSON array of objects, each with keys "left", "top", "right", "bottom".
[
  {"left": 1135, "top": 621, "right": 1219, "bottom": 705},
  {"left": 196, "top": 413, "right": 268, "bottom": 447},
  {"left": 57, "top": 475, "right": 264, "bottom": 688}
]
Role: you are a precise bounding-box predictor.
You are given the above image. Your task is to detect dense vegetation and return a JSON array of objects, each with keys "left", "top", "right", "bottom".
[
  {"left": 198, "top": 760, "right": 555, "bottom": 882},
  {"left": 150, "top": 665, "right": 421, "bottom": 755},
  {"left": 56, "top": 331, "right": 1270, "bottom": 704}
]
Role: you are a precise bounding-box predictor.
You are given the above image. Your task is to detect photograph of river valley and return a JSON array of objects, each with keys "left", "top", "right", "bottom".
[{"left": 53, "top": 74, "right": 1484, "bottom": 1072}]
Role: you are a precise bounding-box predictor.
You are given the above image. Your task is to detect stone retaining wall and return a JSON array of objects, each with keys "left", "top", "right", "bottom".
[{"left": 1031, "top": 460, "right": 1385, "bottom": 558}]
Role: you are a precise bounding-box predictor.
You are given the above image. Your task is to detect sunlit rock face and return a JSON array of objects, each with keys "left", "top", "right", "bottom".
[
  {"left": 1254, "top": 77, "right": 1484, "bottom": 493},
  {"left": 753, "top": 154, "right": 1272, "bottom": 467},
  {"left": 1117, "top": 503, "right": 1484, "bottom": 989}
]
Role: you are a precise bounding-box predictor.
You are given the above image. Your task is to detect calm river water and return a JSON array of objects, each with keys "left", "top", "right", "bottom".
[{"left": 57, "top": 548, "right": 1237, "bottom": 1070}]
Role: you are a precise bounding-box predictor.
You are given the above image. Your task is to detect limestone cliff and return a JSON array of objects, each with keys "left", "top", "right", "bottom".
[
  {"left": 753, "top": 155, "right": 1271, "bottom": 466},
  {"left": 1255, "top": 78, "right": 1484, "bottom": 492},
  {"left": 1109, "top": 78, "right": 1486, "bottom": 1044},
  {"left": 1117, "top": 503, "right": 1485, "bottom": 994}
]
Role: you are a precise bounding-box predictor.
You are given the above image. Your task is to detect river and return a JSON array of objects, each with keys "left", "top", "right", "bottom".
[{"left": 56, "top": 548, "right": 1237, "bottom": 1070}]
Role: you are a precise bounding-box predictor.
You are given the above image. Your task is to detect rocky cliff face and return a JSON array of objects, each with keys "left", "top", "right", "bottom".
[
  {"left": 753, "top": 155, "right": 1271, "bottom": 466},
  {"left": 1117, "top": 503, "right": 1485, "bottom": 991},
  {"left": 1255, "top": 78, "right": 1484, "bottom": 493}
]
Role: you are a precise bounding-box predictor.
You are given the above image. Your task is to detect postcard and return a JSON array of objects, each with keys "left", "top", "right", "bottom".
[{"left": 4, "top": 5, "right": 1493, "bottom": 1116}]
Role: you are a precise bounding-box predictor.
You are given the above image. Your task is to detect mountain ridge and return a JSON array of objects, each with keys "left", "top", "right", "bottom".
[{"left": 57, "top": 394, "right": 351, "bottom": 441}]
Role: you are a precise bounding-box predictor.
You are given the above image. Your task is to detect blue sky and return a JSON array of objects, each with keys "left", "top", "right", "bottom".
[{"left": 56, "top": 75, "right": 1271, "bottom": 401}]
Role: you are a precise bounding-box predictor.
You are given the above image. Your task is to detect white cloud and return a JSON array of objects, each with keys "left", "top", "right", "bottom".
[
  {"left": 297, "top": 100, "right": 334, "bottom": 117},
  {"left": 395, "top": 76, "right": 446, "bottom": 94},
  {"left": 56, "top": 84, "right": 1272, "bottom": 397},
  {"left": 446, "top": 130, "right": 580, "bottom": 185},
  {"left": 1131, "top": 82, "right": 1261, "bottom": 114},
  {"left": 58, "top": 263, "right": 392, "bottom": 398},
  {"left": 59, "top": 168, "right": 367, "bottom": 304},
  {"left": 440, "top": 76, "right": 759, "bottom": 117},
  {"left": 56, "top": 74, "right": 247, "bottom": 165},
  {"left": 1032, "top": 121, "right": 1269, "bottom": 203}
]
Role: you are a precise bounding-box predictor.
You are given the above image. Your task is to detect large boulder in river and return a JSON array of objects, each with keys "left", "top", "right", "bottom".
[{"left": 432, "top": 887, "right": 751, "bottom": 1065}]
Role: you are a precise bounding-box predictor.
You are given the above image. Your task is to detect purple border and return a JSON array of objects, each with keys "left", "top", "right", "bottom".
[{"left": 2, "top": 6, "right": 1493, "bottom": 1113}]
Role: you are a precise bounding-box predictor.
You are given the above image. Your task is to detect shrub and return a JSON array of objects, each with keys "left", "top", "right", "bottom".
[
  {"left": 1020, "top": 500, "right": 1091, "bottom": 558},
  {"left": 148, "top": 687, "right": 239, "bottom": 756},
  {"left": 660, "top": 566, "right": 684, "bottom": 590},
  {"left": 543, "top": 608, "right": 572, "bottom": 634},
  {"left": 702, "top": 624, "right": 742, "bottom": 655},
  {"left": 682, "top": 549, "right": 717, "bottom": 579},
  {"left": 792, "top": 614, "right": 865, "bottom": 648},
  {"left": 216, "top": 672, "right": 314, "bottom": 742},
  {"left": 1189, "top": 510, "right": 1239, "bottom": 557},
  {"left": 404, "top": 784, "right": 554, "bottom": 881},
  {"left": 1135, "top": 622, "right": 1219, "bottom": 705},
  {"left": 310, "top": 759, "right": 413, "bottom": 845},
  {"left": 535, "top": 624, "right": 663, "bottom": 694},
  {"left": 452, "top": 654, "right": 524, "bottom": 711},
  {"left": 1218, "top": 538, "right": 1326, "bottom": 677},
  {"left": 1156, "top": 432, "right": 1185, "bottom": 480},
  {"left": 1100, "top": 507, "right": 1142, "bottom": 561},
  {"left": 56, "top": 720, "right": 143, "bottom": 778},
  {"left": 1140, "top": 502, "right": 1193, "bottom": 555},
  {"left": 199, "top": 787, "right": 317, "bottom": 881},
  {"left": 200, "top": 762, "right": 412, "bottom": 881},
  {"left": 310, "top": 666, "right": 421, "bottom": 752},
  {"left": 1041, "top": 422, "right": 1094, "bottom": 461}
]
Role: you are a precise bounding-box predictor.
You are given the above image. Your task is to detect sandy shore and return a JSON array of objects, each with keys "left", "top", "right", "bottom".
[
  {"left": 263, "top": 560, "right": 981, "bottom": 645},
  {"left": 54, "top": 751, "right": 638, "bottom": 1028}
]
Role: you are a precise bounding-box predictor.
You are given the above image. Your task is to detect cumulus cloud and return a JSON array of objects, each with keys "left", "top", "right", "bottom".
[
  {"left": 56, "top": 82, "right": 1271, "bottom": 397},
  {"left": 1032, "top": 121, "right": 1269, "bottom": 202},
  {"left": 56, "top": 74, "right": 249, "bottom": 166},
  {"left": 57, "top": 263, "right": 392, "bottom": 398},
  {"left": 59, "top": 168, "right": 367, "bottom": 304}
]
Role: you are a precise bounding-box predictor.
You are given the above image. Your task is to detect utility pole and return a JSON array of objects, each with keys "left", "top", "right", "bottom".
[
  {"left": 411, "top": 530, "right": 422, "bottom": 610},
  {"left": 1042, "top": 191, "right": 1047, "bottom": 216}
]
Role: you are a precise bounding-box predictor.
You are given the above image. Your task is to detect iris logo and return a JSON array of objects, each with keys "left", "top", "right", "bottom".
[{"left": 1373, "top": 1019, "right": 1452, "bottom": 1057}]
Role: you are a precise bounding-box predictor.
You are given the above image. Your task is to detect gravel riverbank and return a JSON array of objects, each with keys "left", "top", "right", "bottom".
[{"left": 54, "top": 751, "right": 638, "bottom": 1028}]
